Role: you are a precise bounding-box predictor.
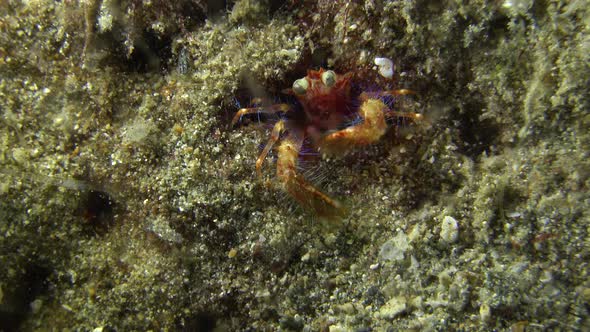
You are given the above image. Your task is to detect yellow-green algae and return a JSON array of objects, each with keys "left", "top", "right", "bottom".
[{"left": 0, "top": 0, "right": 588, "bottom": 330}]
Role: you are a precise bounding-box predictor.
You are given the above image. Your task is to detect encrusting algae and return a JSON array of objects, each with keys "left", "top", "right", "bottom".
[{"left": 0, "top": 0, "right": 588, "bottom": 330}]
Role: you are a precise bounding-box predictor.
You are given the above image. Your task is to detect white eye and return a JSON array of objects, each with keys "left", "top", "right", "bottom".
[
  {"left": 321, "top": 70, "right": 336, "bottom": 87},
  {"left": 292, "top": 78, "right": 308, "bottom": 95}
]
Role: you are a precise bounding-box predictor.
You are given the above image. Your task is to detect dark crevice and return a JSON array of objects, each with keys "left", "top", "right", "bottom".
[
  {"left": 177, "top": 311, "right": 217, "bottom": 332},
  {"left": 86, "top": 0, "right": 211, "bottom": 73},
  {"left": 95, "top": 27, "right": 173, "bottom": 73},
  {"left": 0, "top": 263, "right": 52, "bottom": 332},
  {"left": 452, "top": 97, "right": 501, "bottom": 159},
  {"left": 79, "top": 190, "right": 116, "bottom": 236}
]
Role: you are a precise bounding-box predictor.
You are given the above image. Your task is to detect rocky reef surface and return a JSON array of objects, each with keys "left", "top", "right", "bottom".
[{"left": 0, "top": 0, "right": 588, "bottom": 330}]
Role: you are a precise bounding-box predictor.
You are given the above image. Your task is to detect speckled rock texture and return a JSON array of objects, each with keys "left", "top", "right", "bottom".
[{"left": 0, "top": 0, "right": 588, "bottom": 330}]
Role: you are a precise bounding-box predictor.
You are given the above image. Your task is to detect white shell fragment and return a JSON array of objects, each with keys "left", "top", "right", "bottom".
[
  {"left": 440, "top": 216, "right": 459, "bottom": 244},
  {"left": 379, "top": 232, "right": 410, "bottom": 261},
  {"left": 374, "top": 57, "right": 394, "bottom": 79}
]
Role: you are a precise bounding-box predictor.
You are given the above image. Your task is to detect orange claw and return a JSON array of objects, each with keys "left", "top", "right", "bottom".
[
  {"left": 276, "top": 135, "right": 343, "bottom": 217},
  {"left": 318, "top": 99, "right": 388, "bottom": 156}
]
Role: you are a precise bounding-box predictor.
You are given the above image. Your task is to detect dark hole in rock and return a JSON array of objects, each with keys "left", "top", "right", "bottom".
[
  {"left": 178, "top": 312, "right": 217, "bottom": 332},
  {"left": 80, "top": 190, "right": 116, "bottom": 235},
  {"left": 0, "top": 263, "right": 51, "bottom": 331}
]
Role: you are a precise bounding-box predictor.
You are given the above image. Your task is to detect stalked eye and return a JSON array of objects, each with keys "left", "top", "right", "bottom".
[
  {"left": 292, "top": 78, "right": 309, "bottom": 95},
  {"left": 321, "top": 70, "right": 336, "bottom": 87}
]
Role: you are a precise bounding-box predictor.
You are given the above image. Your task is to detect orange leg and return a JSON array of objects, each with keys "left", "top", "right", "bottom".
[
  {"left": 383, "top": 88, "right": 415, "bottom": 96},
  {"left": 256, "top": 120, "right": 285, "bottom": 177},
  {"left": 364, "top": 89, "right": 424, "bottom": 122},
  {"left": 231, "top": 103, "right": 290, "bottom": 127},
  {"left": 385, "top": 110, "right": 424, "bottom": 122},
  {"left": 276, "top": 134, "right": 343, "bottom": 217}
]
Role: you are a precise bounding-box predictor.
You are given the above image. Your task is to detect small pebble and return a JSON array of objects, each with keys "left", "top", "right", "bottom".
[
  {"left": 440, "top": 216, "right": 459, "bottom": 244},
  {"left": 301, "top": 252, "right": 311, "bottom": 262},
  {"left": 374, "top": 57, "right": 394, "bottom": 79}
]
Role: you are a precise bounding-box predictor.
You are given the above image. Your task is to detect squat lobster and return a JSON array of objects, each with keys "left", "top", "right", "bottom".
[{"left": 232, "top": 68, "right": 423, "bottom": 217}]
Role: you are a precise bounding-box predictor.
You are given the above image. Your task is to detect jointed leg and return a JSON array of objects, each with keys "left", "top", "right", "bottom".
[
  {"left": 231, "top": 103, "right": 290, "bottom": 127},
  {"left": 256, "top": 120, "right": 285, "bottom": 177},
  {"left": 382, "top": 88, "right": 415, "bottom": 97},
  {"left": 277, "top": 134, "right": 342, "bottom": 217},
  {"left": 385, "top": 110, "right": 424, "bottom": 122},
  {"left": 363, "top": 89, "right": 424, "bottom": 122}
]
